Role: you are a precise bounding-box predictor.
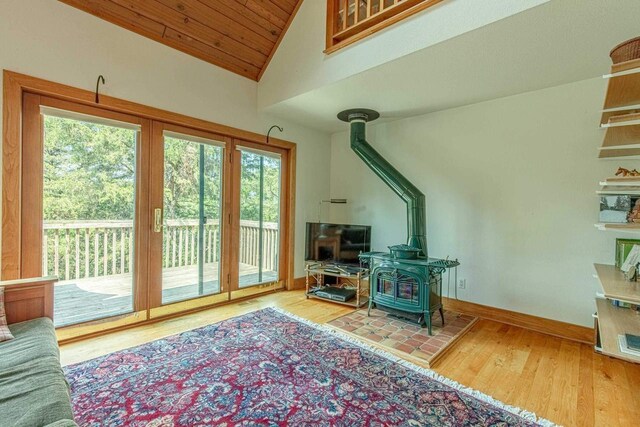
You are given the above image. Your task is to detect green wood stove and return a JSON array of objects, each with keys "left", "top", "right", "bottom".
[
  {"left": 337, "top": 108, "right": 461, "bottom": 336},
  {"left": 360, "top": 251, "right": 459, "bottom": 335}
]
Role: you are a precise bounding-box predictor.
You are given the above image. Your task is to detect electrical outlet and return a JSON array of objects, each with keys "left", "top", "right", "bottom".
[{"left": 458, "top": 279, "right": 466, "bottom": 289}]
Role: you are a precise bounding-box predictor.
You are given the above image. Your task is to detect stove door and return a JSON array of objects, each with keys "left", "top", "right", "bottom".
[{"left": 371, "top": 264, "right": 426, "bottom": 313}]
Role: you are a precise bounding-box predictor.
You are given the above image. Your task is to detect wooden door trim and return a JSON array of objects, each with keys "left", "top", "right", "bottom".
[
  {"left": 39, "top": 95, "right": 146, "bottom": 126},
  {"left": 2, "top": 71, "right": 24, "bottom": 279},
  {"left": 2, "top": 70, "right": 296, "bottom": 149},
  {"left": 20, "top": 93, "right": 43, "bottom": 278}
]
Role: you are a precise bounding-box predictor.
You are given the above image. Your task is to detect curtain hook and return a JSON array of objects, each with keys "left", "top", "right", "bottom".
[
  {"left": 95, "top": 75, "right": 106, "bottom": 104},
  {"left": 266, "top": 125, "right": 283, "bottom": 144}
]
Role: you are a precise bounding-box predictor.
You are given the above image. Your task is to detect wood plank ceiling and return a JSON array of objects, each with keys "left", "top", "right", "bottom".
[{"left": 59, "top": 0, "right": 303, "bottom": 81}]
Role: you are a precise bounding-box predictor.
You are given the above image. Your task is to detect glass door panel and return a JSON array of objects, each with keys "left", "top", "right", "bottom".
[
  {"left": 161, "top": 132, "right": 224, "bottom": 304},
  {"left": 238, "top": 149, "right": 281, "bottom": 288},
  {"left": 42, "top": 110, "right": 138, "bottom": 327}
]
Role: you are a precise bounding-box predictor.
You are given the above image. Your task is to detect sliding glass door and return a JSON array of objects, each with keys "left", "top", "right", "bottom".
[
  {"left": 237, "top": 148, "right": 282, "bottom": 288},
  {"left": 160, "top": 131, "right": 224, "bottom": 304},
  {"left": 14, "top": 83, "right": 293, "bottom": 338}
]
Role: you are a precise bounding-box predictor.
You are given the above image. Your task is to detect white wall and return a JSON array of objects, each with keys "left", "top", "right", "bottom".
[
  {"left": 329, "top": 78, "right": 637, "bottom": 327},
  {"left": 0, "top": 0, "right": 331, "bottom": 278},
  {"left": 258, "top": 0, "right": 548, "bottom": 108}
]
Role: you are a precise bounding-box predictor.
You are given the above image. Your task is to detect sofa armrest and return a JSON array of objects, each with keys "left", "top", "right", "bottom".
[{"left": 1, "top": 276, "right": 57, "bottom": 324}]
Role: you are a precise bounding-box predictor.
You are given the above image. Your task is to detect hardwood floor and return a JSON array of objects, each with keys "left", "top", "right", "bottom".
[{"left": 59, "top": 290, "right": 640, "bottom": 426}]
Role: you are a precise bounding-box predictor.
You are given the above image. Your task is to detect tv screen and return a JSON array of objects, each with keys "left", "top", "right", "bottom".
[{"left": 305, "top": 222, "right": 371, "bottom": 265}]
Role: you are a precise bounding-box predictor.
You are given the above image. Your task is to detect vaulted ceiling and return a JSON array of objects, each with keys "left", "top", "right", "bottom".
[{"left": 59, "top": 0, "right": 303, "bottom": 81}]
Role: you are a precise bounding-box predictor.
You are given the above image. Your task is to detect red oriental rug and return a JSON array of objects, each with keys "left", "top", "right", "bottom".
[{"left": 63, "top": 307, "right": 555, "bottom": 426}]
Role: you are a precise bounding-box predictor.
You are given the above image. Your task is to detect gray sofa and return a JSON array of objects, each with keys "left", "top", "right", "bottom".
[
  {"left": 1, "top": 277, "right": 77, "bottom": 427},
  {"left": 0, "top": 318, "right": 77, "bottom": 427}
]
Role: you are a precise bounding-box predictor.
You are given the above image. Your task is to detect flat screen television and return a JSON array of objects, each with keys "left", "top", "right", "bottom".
[{"left": 305, "top": 222, "right": 371, "bottom": 265}]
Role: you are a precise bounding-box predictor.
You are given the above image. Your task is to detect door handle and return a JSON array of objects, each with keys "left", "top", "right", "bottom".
[{"left": 154, "top": 208, "right": 163, "bottom": 232}]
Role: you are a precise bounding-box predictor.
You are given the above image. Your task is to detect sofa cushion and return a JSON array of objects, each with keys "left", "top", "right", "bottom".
[
  {"left": 0, "top": 287, "right": 14, "bottom": 342},
  {"left": 0, "top": 318, "right": 77, "bottom": 427}
]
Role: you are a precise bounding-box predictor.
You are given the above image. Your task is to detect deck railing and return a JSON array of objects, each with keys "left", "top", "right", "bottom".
[{"left": 43, "top": 220, "right": 278, "bottom": 281}]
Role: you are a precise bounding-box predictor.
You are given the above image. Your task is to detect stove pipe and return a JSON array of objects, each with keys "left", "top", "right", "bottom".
[{"left": 338, "top": 109, "right": 428, "bottom": 258}]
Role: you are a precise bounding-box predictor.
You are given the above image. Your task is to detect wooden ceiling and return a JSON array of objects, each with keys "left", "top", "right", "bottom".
[{"left": 59, "top": 0, "right": 303, "bottom": 81}]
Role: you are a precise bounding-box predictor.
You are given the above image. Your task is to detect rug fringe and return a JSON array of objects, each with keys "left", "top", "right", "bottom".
[{"left": 268, "top": 306, "right": 559, "bottom": 427}]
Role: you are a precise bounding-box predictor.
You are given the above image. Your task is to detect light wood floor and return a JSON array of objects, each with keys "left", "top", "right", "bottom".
[{"left": 59, "top": 290, "right": 640, "bottom": 427}]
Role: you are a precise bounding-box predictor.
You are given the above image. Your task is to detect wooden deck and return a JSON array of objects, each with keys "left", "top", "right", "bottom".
[{"left": 54, "top": 263, "right": 277, "bottom": 327}]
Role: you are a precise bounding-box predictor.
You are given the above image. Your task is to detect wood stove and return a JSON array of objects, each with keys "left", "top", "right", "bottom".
[
  {"left": 361, "top": 252, "right": 458, "bottom": 334},
  {"left": 338, "top": 108, "right": 460, "bottom": 335}
]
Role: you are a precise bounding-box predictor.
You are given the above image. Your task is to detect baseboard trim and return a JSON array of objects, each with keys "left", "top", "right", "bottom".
[
  {"left": 442, "top": 297, "right": 593, "bottom": 345},
  {"left": 292, "top": 276, "right": 306, "bottom": 290}
]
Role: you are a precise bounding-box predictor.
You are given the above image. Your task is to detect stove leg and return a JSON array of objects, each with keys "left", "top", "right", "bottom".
[{"left": 439, "top": 307, "right": 445, "bottom": 326}]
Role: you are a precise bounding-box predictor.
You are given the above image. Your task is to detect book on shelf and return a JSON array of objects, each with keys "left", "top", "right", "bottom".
[
  {"left": 610, "top": 299, "right": 640, "bottom": 310},
  {"left": 626, "top": 333, "right": 640, "bottom": 351},
  {"left": 616, "top": 238, "right": 640, "bottom": 268},
  {"left": 621, "top": 244, "right": 640, "bottom": 278},
  {"left": 618, "top": 335, "right": 640, "bottom": 357}
]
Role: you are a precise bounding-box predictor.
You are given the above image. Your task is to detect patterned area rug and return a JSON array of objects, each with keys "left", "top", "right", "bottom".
[
  {"left": 64, "top": 308, "right": 555, "bottom": 426},
  {"left": 328, "top": 308, "right": 477, "bottom": 366}
]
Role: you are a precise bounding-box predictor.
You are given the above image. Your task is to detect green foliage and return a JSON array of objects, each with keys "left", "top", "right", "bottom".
[
  {"left": 163, "top": 137, "right": 222, "bottom": 221},
  {"left": 240, "top": 151, "right": 280, "bottom": 223},
  {"left": 43, "top": 115, "right": 281, "bottom": 225},
  {"left": 43, "top": 116, "right": 136, "bottom": 220}
]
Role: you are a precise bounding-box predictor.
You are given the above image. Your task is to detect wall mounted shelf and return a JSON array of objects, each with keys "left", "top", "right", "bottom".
[
  {"left": 594, "top": 223, "right": 640, "bottom": 232},
  {"left": 601, "top": 107, "right": 640, "bottom": 125},
  {"left": 594, "top": 298, "right": 640, "bottom": 363},
  {"left": 596, "top": 186, "right": 640, "bottom": 195},
  {"left": 594, "top": 58, "right": 640, "bottom": 365},
  {"left": 601, "top": 112, "right": 640, "bottom": 127},
  {"left": 598, "top": 148, "right": 640, "bottom": 159},
  {"left": 599, "top": 59, "right": 640, "bottom": 158},
  {"left": 599, "top": 177, "right": 640, "bottom": 186},
  {"left": 594, "top": 263, "right": 640, "bottom": 304},
  {"left": 593, "top": 264, "right": 640, "bottom": 364},
  {"left": 602, "top": 58, "right": 640, "bottom": 110}
]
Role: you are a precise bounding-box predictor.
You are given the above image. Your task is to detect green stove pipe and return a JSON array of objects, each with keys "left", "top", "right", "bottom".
[{"left": 338, "top": 109, "right": 428, "bottom": 258}]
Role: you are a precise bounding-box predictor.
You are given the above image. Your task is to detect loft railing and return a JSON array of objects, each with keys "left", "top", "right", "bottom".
[
  {"left": 43, "top": 220, "right": 279, "bottom": 281},
  {"left": 326, "top": 0, "right": 443, "bottom": 53}
]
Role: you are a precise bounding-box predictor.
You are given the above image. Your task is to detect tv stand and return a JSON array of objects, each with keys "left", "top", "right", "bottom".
[{"left": 305, "top": 262, "right": 369, "bottom": 308}]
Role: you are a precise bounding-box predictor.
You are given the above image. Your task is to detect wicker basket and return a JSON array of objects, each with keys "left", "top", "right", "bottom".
[{"left": 610, "top": 36, "right": 640, "bottom": 64}]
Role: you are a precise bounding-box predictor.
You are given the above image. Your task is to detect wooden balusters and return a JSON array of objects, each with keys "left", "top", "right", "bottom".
[
  {"left": 326, "top": 0, "right": 443, "bottom": 53},
  {"left": 41, "top": 220, "right": 277, "bottom": 282}
]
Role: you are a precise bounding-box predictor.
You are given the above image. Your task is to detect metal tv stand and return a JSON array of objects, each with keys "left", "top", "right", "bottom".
[{"left": 304, "top": 262, "right": 369, "bottom": 308}]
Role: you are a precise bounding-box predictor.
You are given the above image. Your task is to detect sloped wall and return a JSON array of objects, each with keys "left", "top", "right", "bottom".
[{"left": 258, "top": 0, "right": 549, "bottom": 109}]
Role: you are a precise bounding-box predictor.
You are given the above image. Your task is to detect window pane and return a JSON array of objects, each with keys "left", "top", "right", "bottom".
[
  {"left": 238, "top": 150, "right": 281, "bottom": 288},
  {"left": 43, "top": 114, "right": 137, "bottom": 327},
  {"left": 161, "top": 135, "right": 223, "bottom": 304}
]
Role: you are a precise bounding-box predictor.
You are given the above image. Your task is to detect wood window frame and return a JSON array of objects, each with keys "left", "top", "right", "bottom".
[
  {"left": 2, "top": 70, "right": 297, "bottom": 338},
  {"left": 325, "top": 0, "right": 444, "bottom": 54}
]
